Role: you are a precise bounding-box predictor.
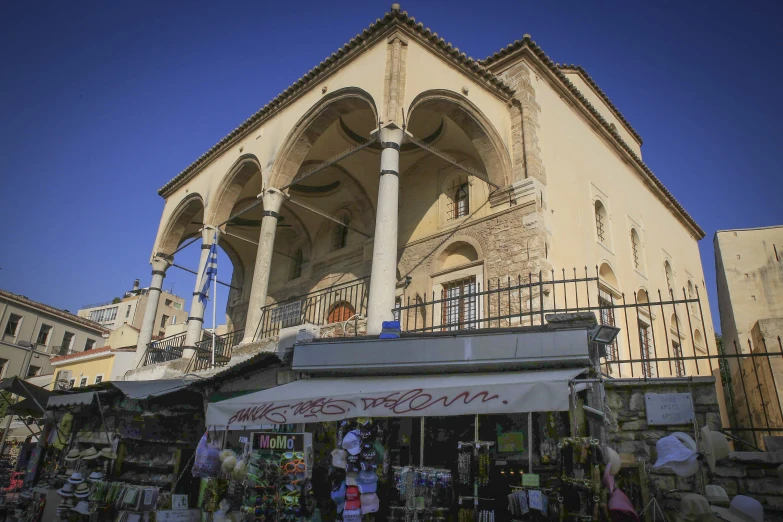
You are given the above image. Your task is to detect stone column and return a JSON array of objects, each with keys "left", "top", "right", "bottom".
[
  {"left": 366, "top": 123, "right": 404, "bottom": 335},
  {"left": 134, "top": 255, "right": 171, "bottom": 367},
  {"left": 241, "top": 189, "right": 288, "bottom": 344},
  {"left": 182, "top": 227, "right": 216, "bottom": 359}
]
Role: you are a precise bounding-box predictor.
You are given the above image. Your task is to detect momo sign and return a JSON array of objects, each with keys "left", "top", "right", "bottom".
[{"left": 252, "top": 432, "right": 305, "bottom": 451}]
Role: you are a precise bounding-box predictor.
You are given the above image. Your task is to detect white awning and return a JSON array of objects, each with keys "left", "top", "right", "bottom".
[
  {"left": 207, "top": 368, "right": 587, "bottom": 429},
  {"left": 47, "top": 392, "right": 95, "bottom": 409}
]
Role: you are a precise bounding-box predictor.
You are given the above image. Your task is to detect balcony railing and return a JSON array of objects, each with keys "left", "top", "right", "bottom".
[
  {"left": 254, "top": 277, "right": 369, "bottom": 341},
  {"left": 139, "top": 332, "right": 187, "bottom": 367},
  {"left": 187, "top": 329, "right": 244, "bottom": 372}
]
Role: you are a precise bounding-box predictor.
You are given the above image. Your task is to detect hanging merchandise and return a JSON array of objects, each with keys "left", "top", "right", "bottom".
[
  {"left": 458, "top": 452, "right": 471, "bottom": 485},
  {"left": 478, "top": 452, "right": 491, "bottom": 487},
  {"left": 193, "top": 432, "right": 222, "bottom": 478}
]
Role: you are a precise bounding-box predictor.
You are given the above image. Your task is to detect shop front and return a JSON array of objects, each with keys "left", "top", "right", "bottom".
[{"left": 204, "top": 367, "right": 598, "bottom": 521}]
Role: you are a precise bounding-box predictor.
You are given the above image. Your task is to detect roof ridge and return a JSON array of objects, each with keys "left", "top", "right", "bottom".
[
  {"left": 0, "top": 289, "right": 110, "bottom": 334},
  {"left": 480, "top": 36, "right": 702, "bottom": 238},
  {"left": 158, "top": 7, "right": 513, "bottom": 198},
  {"left": 556, "top": 64, "right": 642, "bottom": 145}
]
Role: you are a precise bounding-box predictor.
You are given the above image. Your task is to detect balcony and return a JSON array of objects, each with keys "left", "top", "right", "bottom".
[
  {"left": 139, "top": 332, "right": 187, "bottom": 367},
  {"left": 187, "top": 329, "right": 244, "bottom": 372}
]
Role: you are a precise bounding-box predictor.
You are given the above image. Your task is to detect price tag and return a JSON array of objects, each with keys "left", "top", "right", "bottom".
[{"left": 239, "top": 437, "right": 249, "bottom": 443}]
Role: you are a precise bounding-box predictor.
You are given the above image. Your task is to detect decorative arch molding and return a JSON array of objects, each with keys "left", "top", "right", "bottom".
[
  {"left": 269, "top": 87, "right": 379, "bottom": 190},
  {"left": 156, "top": 193, "right": 205, "bottom": 256},
  {"left": 430, "top": 235, "right": 485, "bottom": 274},
  {"left": 205, "top": 154, "right": 263, "bottom": 226},
  {"left": 598, "top": 261, "right": 621, "bottom": 294},
  {"left": 407, "top": 89, "right": 512, "bottom": 188}
]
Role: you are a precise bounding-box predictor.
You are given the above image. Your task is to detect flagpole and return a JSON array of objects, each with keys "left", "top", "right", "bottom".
[{"left": 212, "top": 231, "right": 218, "bottom": 369}]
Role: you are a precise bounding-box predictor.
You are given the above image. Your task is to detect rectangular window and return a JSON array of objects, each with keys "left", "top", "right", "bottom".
[
  {"left": 598, "top": 293, "right": 619, "bottom": 364},
  {"left": 60, "top": 332, "right": 75, "bottom": 355},
  {"left": 0, "top": 359, "right": 7, "bottom": 378},
  {"left": 126, "top": 305, "right": 131, "bottom": 318},
  {"left": 94, "top": 375, "right": 103, "bottom": 384},
  {"left": 79, "top": 377, "right": 88, "bottom": 387},
  {"left": 36, "top": 324, "right": 52, "bottom": 345},
  {"left": 165, "top": 299, "right": 172, "bottom": 307},
  {"left": 442, "top": 276, "right": 477, "bottom": 331},
  {"left": 639, "top": 322, "right": 656, "bottom": 378},
  {"left": 4, "top": 314, "right": 22, "bottom": 336},
  {"left": 26, "top": 365, "right": 41, "bottom": 378},
  {"left": 672, "top": 341, "right": 686, "bottom": 377},
  {"left": 173, "top": 302, "right": 182, "bottom": 310},
  {"left": 171, "top": 316, "right": 177, "bottom": 325},
  {"left": 160, "top": 315, "right": 169, "bottom": 328},
  {"left": 84, "top": 339, "right": 95, "bottom": 351}
]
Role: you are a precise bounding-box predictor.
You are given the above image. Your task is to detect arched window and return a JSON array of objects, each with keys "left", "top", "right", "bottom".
[
  {"left": 289, "top": 248, "right": 303, "bottom": 280},
  {"left": 327, "top": 302, "right": 355, "bottom": 324},
  {"left": 687, "top": 280, "right": 696, "bottom": 313},
  {"left": 630, "top": 229, "right": 642, "bottom": 269},
  {"left": 332, "top": 211, "right": 350, "bottom": 251},
  {"left": 664, "top": 261, "right": 674, "bottom": 292},
  {"left": 595, "top": 201, "right": 608, "bottom": 243},
  {"left": 453, "top": 183, "right": 469, "bottom": 219}
]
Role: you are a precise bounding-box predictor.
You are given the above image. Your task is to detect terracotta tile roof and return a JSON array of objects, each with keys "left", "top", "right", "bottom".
[
  {"left": 51, "top": 346, "right": 113, "bottom": 363},
  {"left": 157, "top": 7, "right": 514, "bottom": 198},
  {"left": 480, "top": 36, "right": 704, "bottom": 239},
  {"left": 0, "top": 290, "right": 110, "bottom": 334}
]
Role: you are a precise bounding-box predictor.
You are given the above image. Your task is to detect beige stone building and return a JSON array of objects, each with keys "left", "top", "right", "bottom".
[
  {"left": 77, "top": 278, "right": 187, "bottom": 337},
  {"left": 0, "top": 289, "right": 108, "bottom": 382},
  {"left": 133, "top": 5, "right": 716, "bottom": 376}
]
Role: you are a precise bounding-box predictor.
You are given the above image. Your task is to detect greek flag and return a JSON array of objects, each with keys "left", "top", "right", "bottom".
[{"left": 198, "top": 234, "right": 218, "bottom": 306}]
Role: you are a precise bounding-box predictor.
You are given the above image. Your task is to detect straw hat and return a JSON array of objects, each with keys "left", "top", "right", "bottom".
[
  {"left": 87, "top": 471, "right": 104, "bottom": 483},
  {"left": 705, "top": 485, "right": 730, "bottom": 505},
  {"left": 654, "top": 433, "right": 699, "bottom": 477},
  {"left": 679, "top": 494, "right": 716, "bottom": 522},
  {"left": 80, "top": 447, "right": 99, "bottom": 460},
  {"left": 73, "top": 482, "right": 91, "bottom": 498},
  {"left": 604, "top": 446, "right": 622, "bottom": 475},
  {"left": 711, "top": 495, "right": 763, "bottom": 522},
  {"left": 71, "top": 501, "right": 91, "bottom": 515},
  {"left": 67, "top": 472, "right": 85, "bottom": 484},
  {"left": 98, "top": 447, "right": 117, "bottom": 460},
  {"left": 700, "top": 426, "right": 730, "bottom": 472},
  {"left": 64, "top": 449, "right": 81, "bottom": 462},
  {"left": 56, "top": 483, "right": 75, "bottom": 497}
]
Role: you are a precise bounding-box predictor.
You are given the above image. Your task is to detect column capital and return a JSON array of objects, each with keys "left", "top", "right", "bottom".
[
  {"left": 151, "top": 255, "right": 172, "bottom": 273},
  {"left": 261, "top": 188, "right": 289, "bottom": 214},
  {"left": 374, "top": 123, "right": 404, "bottom": 149},
  {"left": 201, "top": 225, "right": 217, "bottom": 245}
]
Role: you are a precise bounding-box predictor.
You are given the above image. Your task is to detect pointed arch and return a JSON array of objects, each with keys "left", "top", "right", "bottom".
[
  {"left": 408, "top": 89, "right": 512, "bottom": 188},
  {"left": 205, "top": 154, "right": 263, "bottom": 226},
  {"left": 156, "top": 193, "right": 205, "bottom": 256}
]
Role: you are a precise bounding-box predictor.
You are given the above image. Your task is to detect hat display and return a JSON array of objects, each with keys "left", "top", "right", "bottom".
[
  {"left": 711, "top": 495, "right": 764, "bottom": 522},
  {"left": 98, "top": 447, "right": 117, "bottom": 460},
  {"left": 64, "top": 449, "right": 81, "bottom": 462},
  {"left": 87, "top": 471, "right": 104, "bottom": 483},
  {"left": 357, "top": 470, "right": 378, "bottom": 494},
  {"left": 345, "top": 472, "right": 358, "bottom": 486},
  {"left": 80, "top": 447, "right": 99, "bottom": 460},
  {"left": 345, "top": 485, "right": 361, "bottom": 510},
  {"left": 700, "top": 426, "right": 730, "bottom": 472},
  {"left": 604, "top": 447, "right": 622, "bottom": 476},
  {"left": 67, "top": 472, "right": 85, "bottom": 484},
  {"left": 71, "top": 501, "right": 91, "bottom": 515},
  {"left": 705, "top": 485, "right": 730, "bottom": 505},
  {"left": 343, "top": 508, "right": 362, "bottom": 521},
  {"left": 361, "top": 493, "right": 380, "bottom": 514},
  {"left": 56, "top": 483, "right": 75, "bottom": 498},
  {"left": 74, "top": 483, "right": 91, "bottom": 498},
  {"left": 346, "top": 454, "right": 360, "bottom": 472},
  {"left": 679, "top": 494, "right": 715, "bottom": 522},
  {"left": 342, "top": 431, "right": 362, "bottom": 455},
  {"left": 332, "top": 449, "right": 348, "bottom": 469},
  {"left": 653, "top": 433, "right": 699, "bottom": 477},
  {"left": 331, "top": 481, "right": 346, "bottom": 504}
]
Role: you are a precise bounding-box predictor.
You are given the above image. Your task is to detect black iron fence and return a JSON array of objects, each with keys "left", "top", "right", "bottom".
[
  {"left": 254, "top": 277, "right": 369, "bottom": 340},
  {"left": 188, "top": 329, "right": 244, "bottom": 372},
  {"left": 139, "top": 331, "right": 187, "bottom": 367}
]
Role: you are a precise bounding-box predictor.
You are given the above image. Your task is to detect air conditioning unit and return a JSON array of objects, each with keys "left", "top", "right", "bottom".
[{"left": 278, "top": 323, "right": 319, "bottom": 354}]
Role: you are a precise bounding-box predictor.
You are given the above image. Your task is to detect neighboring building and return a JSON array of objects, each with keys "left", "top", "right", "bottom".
[
  {"left": 78, "top": 278, "right": 187, "bottom": 335},
  {"left": 715, "top": 225, "right": 783, "bottom": 354},
  {"left": 131, "top": 5, "right": 716, "bottom": 378},
  {"left": 47, "top": 346, "right": 138, "bottom": 390},
  {"left": 714, "top": 225, "right": 783, "bottom": 449},
  {"left": 0, "top": 289, "right": 108, "bottom": 382}
]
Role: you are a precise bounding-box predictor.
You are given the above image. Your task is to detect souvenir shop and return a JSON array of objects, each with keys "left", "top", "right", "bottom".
[
  {"left": 11, "top": 380, "right": 205, "bottom": 522},
  {"left": 202, "top": 367, "right": 626, "bottom": 521}
]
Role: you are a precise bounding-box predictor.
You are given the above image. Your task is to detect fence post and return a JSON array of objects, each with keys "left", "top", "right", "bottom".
[
  {"left": 734, "top": 339, "right": 758, "bottom": 449},
  {"left": 748, "top": 339, "right": 772, "bottom": 442}
]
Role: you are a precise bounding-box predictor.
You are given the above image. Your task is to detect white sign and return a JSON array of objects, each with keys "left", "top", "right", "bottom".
[
  {"left": 270, "top": 301, "right": 303, "bottom": 326},
  {"left": 645, "top": 393, "right": 695, "bottom": 425},
  {"left": 155, "top": 509, "right": 200, "bottom": 522},
  {"left": 171, "top": 495, "right": 188, "bottom": 510}
]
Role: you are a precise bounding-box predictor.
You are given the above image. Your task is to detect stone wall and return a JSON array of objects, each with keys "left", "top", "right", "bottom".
[{"left": 606, "top": 377, "right": 783, "bottom": 520}]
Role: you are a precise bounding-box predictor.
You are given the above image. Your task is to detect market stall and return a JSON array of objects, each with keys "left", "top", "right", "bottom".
[{"left": 203, "top": 368, "right": 604, "bottom": 521}]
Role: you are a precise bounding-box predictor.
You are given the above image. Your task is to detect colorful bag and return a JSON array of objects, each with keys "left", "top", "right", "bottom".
[{"left": 192, "top": 432, "right": 221, "bottom": 478}]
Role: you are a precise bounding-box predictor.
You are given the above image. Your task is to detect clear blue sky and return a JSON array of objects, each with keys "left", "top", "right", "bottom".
[{"left": 1, "top": 0, "right": 781, "bottom": 332}]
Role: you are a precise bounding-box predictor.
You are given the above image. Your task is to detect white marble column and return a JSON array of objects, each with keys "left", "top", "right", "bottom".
[
  {"left": 134, "top": 255, "right": 171, "bottom": 367},
  {"left": 241, "top": 189, "right": 288, "bottom": 344},
  {"left": 182, "top": 227, "right": 216, "bottom": 359},
  {"left": 366, "top": 123, "right": 404, "bottom": 335}
]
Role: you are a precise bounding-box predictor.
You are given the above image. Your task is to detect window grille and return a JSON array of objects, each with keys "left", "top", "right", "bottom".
[
  {"left": 446, "top": 180, "right": 470, "bottom": 221},
  {"left": 639, "top": 322, "right": 656, "bottom": 377},
  {"left": 631, "top": 230, "right": 640, "bottom": 269},
  {"left": 672, "top": 341, "right": 686, "bottom": 377},
  {"left": 442, "top": 276, "right": 477, "bottom": 330},
  {"left": 595, "top": 203, "right": 606, "bottom": 242}
]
